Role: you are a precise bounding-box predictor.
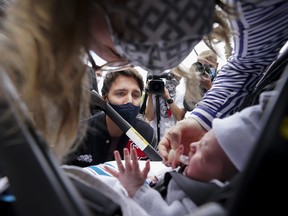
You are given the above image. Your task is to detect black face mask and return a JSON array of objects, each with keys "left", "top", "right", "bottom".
[{"left": 109, "top": 102, "right": 140, "bottom": 124}]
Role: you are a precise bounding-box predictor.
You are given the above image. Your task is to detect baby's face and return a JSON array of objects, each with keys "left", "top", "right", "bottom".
[{"left": 184, "top": 130, "right": 228, "bottom": 181}]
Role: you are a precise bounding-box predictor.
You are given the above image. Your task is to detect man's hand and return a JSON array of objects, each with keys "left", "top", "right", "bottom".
[
  {"left": 163, "top": 87, "right": 170, "bottom": 100},
  {"left": 158, "top": 118, "right": 207, "bottom": 168}
]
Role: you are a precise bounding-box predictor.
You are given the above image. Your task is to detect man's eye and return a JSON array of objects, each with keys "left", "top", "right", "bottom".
[
  {"left": 115, "top": 92, "right": 125, "bottom": 96},
  {"left": 133, "top": 93, "right": 141, "bottom": 99}
]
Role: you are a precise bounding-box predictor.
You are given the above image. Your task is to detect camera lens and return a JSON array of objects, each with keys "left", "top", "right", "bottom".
[{"left": 149, "top": 80, "right": 164, "bottom": 95}]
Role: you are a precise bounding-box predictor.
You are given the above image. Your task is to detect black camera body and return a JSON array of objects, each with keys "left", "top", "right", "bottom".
[
  {"left": 147, "top": 72, "right": 172, "bottom": 95},
  {"left": 192, "top": 62, "right": 211, "bottom": 76}
]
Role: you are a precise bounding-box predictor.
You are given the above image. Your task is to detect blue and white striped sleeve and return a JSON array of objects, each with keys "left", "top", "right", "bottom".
[{"left": 188, "top": 0, "right": 288, "bottom": 130}]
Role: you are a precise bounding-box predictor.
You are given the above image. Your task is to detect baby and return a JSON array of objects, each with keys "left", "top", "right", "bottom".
[{"left": 105, "top": 102, "right": 261, "bottom": 216}]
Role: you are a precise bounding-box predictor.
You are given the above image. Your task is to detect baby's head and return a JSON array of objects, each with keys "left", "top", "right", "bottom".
[{"left": 185, "top": 108, "right": 260, "bottom": 182}]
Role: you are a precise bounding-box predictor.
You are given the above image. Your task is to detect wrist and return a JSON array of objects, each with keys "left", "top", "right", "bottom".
[{"left": 166, "top": 98, "right": 174, "bottom": 104}]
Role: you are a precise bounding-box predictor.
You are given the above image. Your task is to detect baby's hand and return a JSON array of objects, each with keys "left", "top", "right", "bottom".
[{"left": 105, "top": 148, "right": 150, "bottom": 197}]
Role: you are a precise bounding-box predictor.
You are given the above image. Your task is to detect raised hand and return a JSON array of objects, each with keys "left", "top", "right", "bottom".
[{"left": 105, "top": 148, "right": 150, "bottom": 197}]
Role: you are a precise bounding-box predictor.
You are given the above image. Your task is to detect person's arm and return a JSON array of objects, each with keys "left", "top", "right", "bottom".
[
  {"left": 163, "top": 88, "right": 185, "bottom": 121},
  {"left": 145, "top": 93, "right": 155, "bottom": 121},
  {"left": 187, "top": 1, "right": 288, "bottom": 130},
  {"left": 169, "top": 103, "right": 186, "bottom": 121}
]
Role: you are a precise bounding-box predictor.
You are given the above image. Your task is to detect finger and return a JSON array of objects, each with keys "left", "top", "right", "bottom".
[
  {"left": 161, "top": 128, "right": 182, "bottom": 166},
  {"left": 114, "top": 150, "right": 125, "bottom": 173},
  {"left": 158, "top": 137, "right": 170, "bottom": 162},
  {"left": 131, "top": 147, "right": 138, "bottom": 160},
  {"left": 104, "top": 165, "right": 119, "bottom": 178},
  {"left": 175, "top": 145, "right": 184, "bottom": 159},
  {"left": 169, "top": 149, "right": 179, "bottom": 169},
  {"left": 169, "top": 130, "right": 181, "bottom": 149},
  {"left": 142, "top": 160, "right": 150, "bottom": 178},
  {"left": 123, "top": 148, "right": 132, "bottom": 172},
  {"left": 172, "top": 145, "right": 184, "bottom": 168},
  {"left": 131, "top": 148, "right": 140, "bottom": 172},
  {"left": 171, "top": 159, "right": 178, "bottom": 169}
]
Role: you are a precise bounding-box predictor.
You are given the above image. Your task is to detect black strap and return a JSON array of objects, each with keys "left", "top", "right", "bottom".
[
  {"left": 170, "top": 172, "right": 221, "bottom": 206},
  {"left": 207, "top": 173, "right": 240, "bottom": 208},
  {"left": 155, "top": 95, "right": 161, "bottom": 143},
  {"left": 153, "top": 170, "right": 174, "bottom": 198},
  {"left": 154, "top": 171, "right": 222, "bottom": 206}
]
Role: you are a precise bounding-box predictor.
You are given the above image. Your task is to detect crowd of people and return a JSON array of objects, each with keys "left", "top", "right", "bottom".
[{"left": 1, "top": 0, "right": 288, "bottom": 215}]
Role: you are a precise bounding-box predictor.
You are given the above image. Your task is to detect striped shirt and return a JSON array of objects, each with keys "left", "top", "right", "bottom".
[{"left": 188, "top": 0, "right": 288, "bottom": 130}]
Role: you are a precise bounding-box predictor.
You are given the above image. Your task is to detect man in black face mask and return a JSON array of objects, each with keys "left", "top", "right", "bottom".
[{"left": 65, "top": 68, "right": 157, "bottom": 167}]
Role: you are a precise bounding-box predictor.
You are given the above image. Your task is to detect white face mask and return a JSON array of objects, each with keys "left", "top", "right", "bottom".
[{"left": 104, "top": 0, "right": 215, "bottom": 75}]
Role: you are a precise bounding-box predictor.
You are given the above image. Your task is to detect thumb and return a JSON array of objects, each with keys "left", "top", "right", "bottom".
[{"left": 168, "top": 128, "right": 181, "bottom": 150}]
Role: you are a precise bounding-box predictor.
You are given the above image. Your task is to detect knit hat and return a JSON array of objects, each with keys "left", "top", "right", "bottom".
[{"left": 212, "top": 105, "right": 262, "bottom": 171}]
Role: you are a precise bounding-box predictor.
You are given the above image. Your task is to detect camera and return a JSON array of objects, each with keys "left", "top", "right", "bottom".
[
  {"left": 191, "top": 62, "right": 210, "bottom": 76},
  {"left": 147, "top": 72, "right": 172, "bottom": 95}
]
